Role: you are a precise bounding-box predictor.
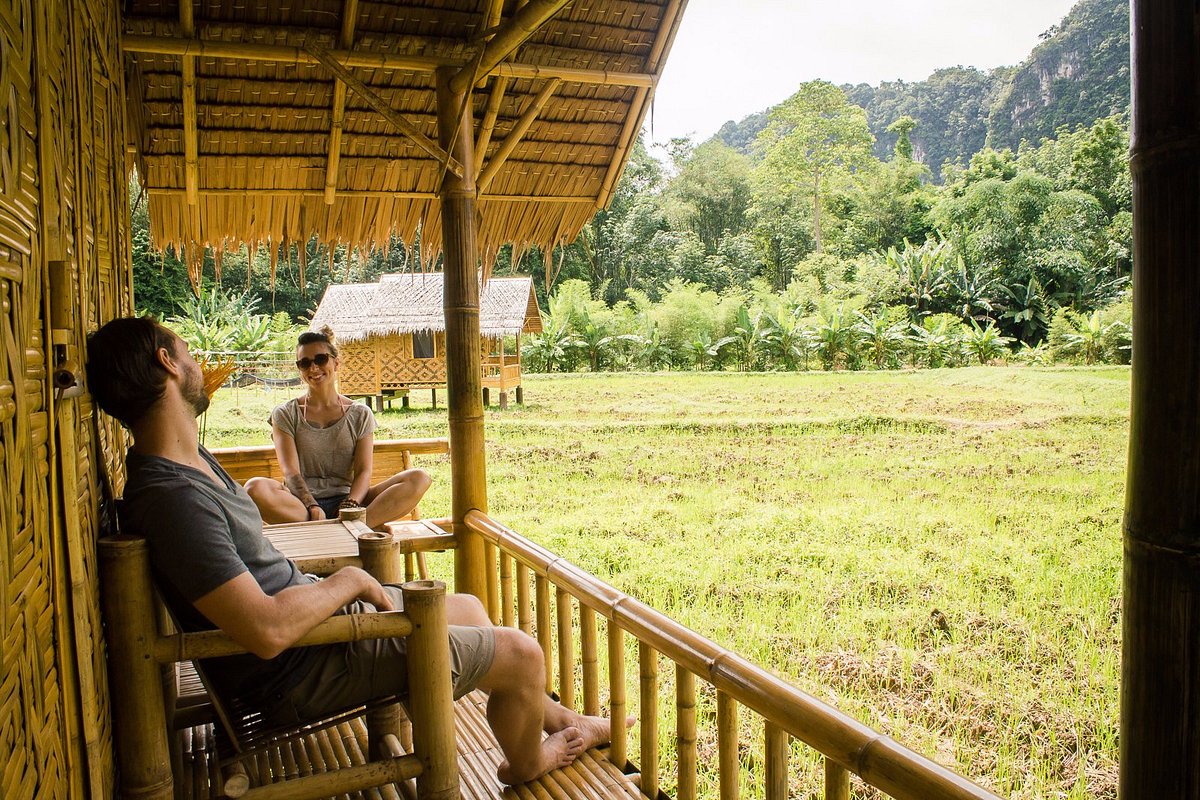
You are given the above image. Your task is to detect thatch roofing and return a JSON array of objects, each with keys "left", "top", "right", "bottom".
[
  {"left": 122, "top": 0, "right": 688, "bottom": 286},
  {"left": 311, "top": 274, "right": 543, "bottom": 341}
]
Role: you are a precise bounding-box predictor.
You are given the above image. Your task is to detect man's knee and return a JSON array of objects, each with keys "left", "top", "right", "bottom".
[
  {"left": 447, "top": 593, "right": 490, "bottom": 627},
  {"left": 489, "top": 628, "right": 544, "bottom": 687}
]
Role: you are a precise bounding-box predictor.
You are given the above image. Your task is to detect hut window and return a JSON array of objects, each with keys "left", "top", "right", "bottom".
[{"left": 413, "top": 331, "right": 435, "bottom": 359}]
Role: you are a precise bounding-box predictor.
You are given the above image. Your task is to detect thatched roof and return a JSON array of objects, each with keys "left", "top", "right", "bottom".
[
  {"left": 123, "top": 0, "right": 688, "bottom": 287},
  {"left": 311, "top": 274, "right": 543, "bottom": 340}
]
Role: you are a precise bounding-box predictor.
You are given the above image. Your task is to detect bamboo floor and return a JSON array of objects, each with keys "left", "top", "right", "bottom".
[{"left": 175, "top": 690, "right": 643, "bottom": 800}]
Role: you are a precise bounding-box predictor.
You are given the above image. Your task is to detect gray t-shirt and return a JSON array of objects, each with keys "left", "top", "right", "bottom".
[
  {"left": 120, "top": 447, "right": 318, "bottom": 706},
  {"left": 270, "top": 398, "right": 376, "bottom": 498}
]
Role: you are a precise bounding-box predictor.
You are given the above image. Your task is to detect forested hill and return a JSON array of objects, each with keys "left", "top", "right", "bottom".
[{"left": 715, "top": 0, "right": 1128, "bottom": 175}]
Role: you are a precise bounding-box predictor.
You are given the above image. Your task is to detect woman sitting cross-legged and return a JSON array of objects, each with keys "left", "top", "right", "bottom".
[{"left": 246, "top": 328, "right": 431, "bottom": 530}]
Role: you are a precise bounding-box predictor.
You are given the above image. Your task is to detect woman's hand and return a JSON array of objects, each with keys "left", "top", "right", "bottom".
[{"left": 307, "top": 504, "right": 326, "bottom": 521}]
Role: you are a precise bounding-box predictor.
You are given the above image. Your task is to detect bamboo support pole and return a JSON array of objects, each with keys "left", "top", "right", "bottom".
[
  {"left": 464, "top": 510, "right": 999, "bottom": 800},
  {"left": 580, "top": 605, "right": 599, "bottom": 716},
  {"left": 717, "top": 691, "right": 738, "bottom": 800},
  {"left": 536, "top": 574, "right": 553, "bottom": 694},
  {"left": 121, "top": 34, "right": 655, "bottom": 87},
  {"left": 500, "top": 552, "right": 515, "bottom": 628},
  {"left": 485, "top": 541, "right": 501, "bottom": 624},
  {"left": 449, "top": 0, "right": 573, "bottom": 93},
  {"left": 1122, "top": 2, "right": 1200, "bottom": 797},
  {"left": 477, "top": 78, "right": 561, "bottom": 193},
  {"left": 556, "top": 588, "right": 575, "bottom": 710},
  {"left": 402, "top": 581, "right": 459, "bottom": 799},
  {"left": 308, "top": 41, "right": 462, "bottom": 177},
  {"left": 638, "top": 642, "right": 659, "bottom": 799},
  {"left": 765, "top": 723, "right": 788, "bottom": 800},
  {"left": 98, "top": 538, "right": 173, "bottom": 800},
  {"left": 825, "top": 757, "right": 850, "bottom": 800},
  {"left": 607, "top": 623, "right": 627, "bottom": 768},
  {"left": 517, "top": 562, "right": 533, "bottom": 635},
  {"left": 436, "top": 65, "right": 489, "bottom": 603},
  {"left": 179, "top": 0, "right": 198, "bottom": 206},
  {"left": 323, "top": 0, "right": 359, "bottom": 203},
  {"left": 358, "top": 531, "right": 405, "bottom": 757},
  {"left": 474, "top": 76, "right": 508, "bottom": 175},
  {"left": 676, "top": 667, "right": 697, "bottom": 800}
]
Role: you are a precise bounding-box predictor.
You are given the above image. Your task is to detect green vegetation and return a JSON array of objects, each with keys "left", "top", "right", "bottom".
[{"left": 201, "top": 368, "right": 1125, "bottom": 799}]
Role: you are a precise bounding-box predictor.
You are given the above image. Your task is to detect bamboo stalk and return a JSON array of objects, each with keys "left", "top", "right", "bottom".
[
  {"left": 401, "top": 581, "right": 457, "bottom": 799},
  {"left": 477, "top": 78, "right": 562, "bottom": 193},
  {"left": 500, "top": 552, "right": 515, "bottom": 628},
  {"left": 765, "top": 723, "right": 788, "bottom": 800},
  {"left": 517, "top": 561, "right": 533, "bottom": 635},
  {"left": 580, "top": 605, "right": 599, "bottom": 716},
  {"left": 607, "top": 623, "right": 627, "bottom": 768},
  {"left": 556, "top": 588, "right": 575, "bottom": 710},
  {"left": 825, "top": 757, "right": 850, "bottom": 800},
  {"left": 122, "top": 34, "right": 656, "bottom": 87},
  {"left": 235, "top": 756, "right": 421, "bottom": 800},
  {"left": 148, "top": 186, "right": 597, "bottom": 203},
  {"left": 98, "top": 538, "right": 173, "bottom": 799},
  {"left": 676, "top": 667, "right": 697, "bottom": 800},
  {"left": 639, "top": 642, "right": 659, "bottom": 799},
  {"left": 474, "top": 76, "right": 508, "bottom": 175},
  {"left": 717, "top": 691, "right": 738, "bottom": 800},
  {"left": 323, "top": 0, "right": 359, "bottom": 204},
  {"left": 485, "top": 541, "right": 501, "bottom": 623},
  {"left": 449, "top": 0, "right": 574, "bottom": 92},
  {"left": 154, "top": 612, "right": 414, "bottom": 662},
  {"left": 307, "top": 40, "right": 462, "bottom": 177},
  {"left": 179, "top": 0, "right": 198, "bottom": 206},
  {"left": 536, "top": 574, "right": 553, "bottom": 694}
]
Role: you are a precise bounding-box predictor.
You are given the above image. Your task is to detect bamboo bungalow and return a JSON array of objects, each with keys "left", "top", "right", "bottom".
[
  {"left": 310, "top": 274, "right": 542, "bottom": 409},
  {"left": 1, "top": 0, "right": 1195, "bottom": 798}
]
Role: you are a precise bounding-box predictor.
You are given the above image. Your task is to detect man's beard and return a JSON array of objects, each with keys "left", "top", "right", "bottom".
[{"left": 184, "top": 367, "right": 210, "bottom": 417}]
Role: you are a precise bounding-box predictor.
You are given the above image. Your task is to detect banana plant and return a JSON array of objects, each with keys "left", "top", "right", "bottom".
[
  {"left": 964, "top": 321, "right": 1014, "bottom": 365},
  {"left": 853, "top": 309, "right": 908, "bottom": 369}
]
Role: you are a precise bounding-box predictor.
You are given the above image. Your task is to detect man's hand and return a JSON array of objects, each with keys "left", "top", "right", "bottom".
[{"left": 333, "top": 566, "right": 395, "bottom": 611}]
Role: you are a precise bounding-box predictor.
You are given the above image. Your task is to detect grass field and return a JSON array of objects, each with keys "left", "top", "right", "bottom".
[{"left": 202, "top": 367, "right": 1127, "bottom": 799}]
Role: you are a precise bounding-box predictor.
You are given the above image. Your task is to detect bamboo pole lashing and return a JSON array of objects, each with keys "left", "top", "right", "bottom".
[
  {"left": 477, "top": 78, "right": 562, "bottom": 193},
  {"left": 765, "top": 722, "right": 789, "bottom": 800},
  {"left": 580, "top": 605, "right": 599, "bottom": 716},
  {"left": 607, "top": 623, "right": 627, "bottom": 769},
  {"left": 304, "top": 39, "right": 462, "bottom": 178},
  {"left": 638, "top": 641, "right": 659, "bottom": 799},
  {"left": 517, "top": 562, "right": 533, "bottom": 635},
  {"left": 717, "top": 691, "right": 739, "bottom": 800},
  {"left": 556, "top": 588, "right": 575, "bottom": 710},
  {"left": 536, "top": 574, "right": 553, "bottom": 694},
  {"left": 676, "top": 667, "right": 697, "bottom": 800}
]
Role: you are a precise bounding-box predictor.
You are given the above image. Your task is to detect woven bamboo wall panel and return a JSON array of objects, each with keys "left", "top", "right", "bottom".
[
  {"left": 338, "top": 338, "right": 379, "bottom": 395},
  {"left": 0, "top": 0, "right": 129, "bottom": 797}
]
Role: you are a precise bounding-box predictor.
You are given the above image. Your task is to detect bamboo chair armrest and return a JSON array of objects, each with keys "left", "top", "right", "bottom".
[
  {"left": 153, "top": 610, "right": 413, "bottom": 664},
  {"left": 383, "top": 525, "right": 458, "bottom": 554}
]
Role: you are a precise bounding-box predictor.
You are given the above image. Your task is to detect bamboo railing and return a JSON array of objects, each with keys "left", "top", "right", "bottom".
[{"left": 463, "top": 511, "right": 1001, "bottom": 800}]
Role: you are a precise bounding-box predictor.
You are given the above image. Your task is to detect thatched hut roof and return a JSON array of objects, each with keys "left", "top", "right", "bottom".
[
  {"left": 311, "top": 274, "right": 543, "bottom": 341},
  {"left": 123, "top": 0, "right": 687, "bottom": 286}
]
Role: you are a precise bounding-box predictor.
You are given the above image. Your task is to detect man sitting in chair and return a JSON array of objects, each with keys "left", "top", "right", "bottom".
[{"left": 87, "top": 316, "right": 620, "bottom": 784}]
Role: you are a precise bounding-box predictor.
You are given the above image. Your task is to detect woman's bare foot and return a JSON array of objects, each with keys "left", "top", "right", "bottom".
[{"left": 497, "top": 727, "right": 586, "bottom": 784}]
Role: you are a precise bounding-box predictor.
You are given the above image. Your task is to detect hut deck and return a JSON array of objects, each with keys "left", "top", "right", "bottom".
[{"left": 175, "top": 690, "right": 641, "bottom": 800}]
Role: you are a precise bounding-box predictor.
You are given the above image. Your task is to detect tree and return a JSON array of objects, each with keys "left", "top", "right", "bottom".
[
  {"left": 753, "top": 81, "right": 875, "bottom": 252},
  {"left": 887, "top": 116, "right": 918, "bottom": 161}
]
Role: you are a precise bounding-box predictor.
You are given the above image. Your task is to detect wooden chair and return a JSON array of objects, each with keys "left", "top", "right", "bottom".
[{"left": 98, "top": 534, "right": 459, "bottom": 800}]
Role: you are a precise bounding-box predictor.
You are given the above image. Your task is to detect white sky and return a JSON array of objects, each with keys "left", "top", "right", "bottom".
[{"left": 647, "top": 0, "right": 1081, "bottom": 146}]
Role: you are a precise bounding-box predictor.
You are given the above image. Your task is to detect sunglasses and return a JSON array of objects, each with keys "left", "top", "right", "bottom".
[{"left": 296, "top": 353, "right": 332, "bottom": 371}]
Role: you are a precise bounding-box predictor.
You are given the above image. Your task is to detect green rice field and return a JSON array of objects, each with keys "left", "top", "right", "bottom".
[{"left": 202, "top": 366, "right": 1127, "bottom": 799}]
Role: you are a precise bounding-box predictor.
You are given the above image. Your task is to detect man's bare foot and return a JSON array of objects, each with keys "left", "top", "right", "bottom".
[
  {"left": 557, "top": 713, "right": 636, "bottom": 751},
  {"left": 497, "top": 727, "right": 585, "bottom": 784}
]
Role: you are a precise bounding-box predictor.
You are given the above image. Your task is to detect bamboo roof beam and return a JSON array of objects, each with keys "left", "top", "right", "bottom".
[
  {"left": 598, "top": 0, "right": 685, "bottom": 209},
  {"left": 323, "top": 0, "right": 359, "bottom": 204},
  {"left": 477, "top": 78, "right": 561, "bottom": 194},
  {"left": 120, "top": 35, "right": 656, "bottom": 88},
  {"left": 301, "top": 38, "right": 464, "bottom": 178},
  {"left": 146, "top": 187, "right": 597, "bottom": 202},
  {"left": 179, "top": 0, "right": 198, "bottom": 205},
  {"left": 451, "top": 0, "right": 572, "bottom": 94},
  {"left": 474, "top": 76, "right": 508, "bottom": 176}
]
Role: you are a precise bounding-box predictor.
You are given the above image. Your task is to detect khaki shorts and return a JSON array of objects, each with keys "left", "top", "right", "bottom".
[{"left": 271, "top": 584, "right": 495, "bottom": 725}]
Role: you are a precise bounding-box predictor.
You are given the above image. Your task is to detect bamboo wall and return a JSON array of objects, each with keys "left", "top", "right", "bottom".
[{"left": 1, "top": 0, "right": 131, "bottom": 796}]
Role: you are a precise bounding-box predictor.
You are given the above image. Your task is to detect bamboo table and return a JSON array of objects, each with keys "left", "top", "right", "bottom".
[{"left": 263, "top": 517, "right": 453, "bottom": 578}]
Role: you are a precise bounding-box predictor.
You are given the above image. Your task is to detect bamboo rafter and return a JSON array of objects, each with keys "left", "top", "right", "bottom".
[
  {"left": 301, "top": 38, "right": 463, "bottom": 178},
  {"left": 478, "top": 78, "right": 561, "bottom": 194},
  {"left": 120, "top": 34, "right": 656, "bottom": 88},
  {"left": 448, "top": 0, "right": 575, "bottom": 94},
  {"left": 323, "top": 0, "right": 359, "bottom": 204},
  {"left": 179, "top": 0, "right": 197, "bottom": 206}
]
